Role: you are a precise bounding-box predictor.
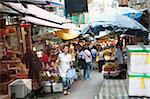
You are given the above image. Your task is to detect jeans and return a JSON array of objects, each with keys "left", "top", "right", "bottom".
[
  {"left": 83, "top": 62, "right": 91, "bottom": 80},
  {"left": 62, "top": 77, "right": 71, "bottom": 91}
]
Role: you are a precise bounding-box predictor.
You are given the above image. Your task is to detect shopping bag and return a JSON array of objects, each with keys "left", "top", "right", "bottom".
[{"left": 66, "top": 68, "right": 77, "bottom": 79}]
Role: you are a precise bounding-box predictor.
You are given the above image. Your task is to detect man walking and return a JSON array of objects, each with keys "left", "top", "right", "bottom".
[{"left": 56, "top": 45, "right": 72, "bottom": 95}]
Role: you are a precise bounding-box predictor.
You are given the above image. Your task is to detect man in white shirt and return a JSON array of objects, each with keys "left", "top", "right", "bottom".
[
  {"left": 56, "top": 45, "right": 72, "bottom": 94},
  {"left": 83, "top": 46, "right": 92, "bottom": 80}
]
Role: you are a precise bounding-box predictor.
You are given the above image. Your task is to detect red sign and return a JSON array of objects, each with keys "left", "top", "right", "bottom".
[{"left": 20, "top": 23, "right": 31, "bottom": 28}]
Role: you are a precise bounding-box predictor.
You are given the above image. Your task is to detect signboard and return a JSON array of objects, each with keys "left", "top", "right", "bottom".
[
  {"left": 3, "top": 16, "right": 20, "bottom": 25},
  {"left": 65, "top": 0, "right": 88, "bottom": 14}
]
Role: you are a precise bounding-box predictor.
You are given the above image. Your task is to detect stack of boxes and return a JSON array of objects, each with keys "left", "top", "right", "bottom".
[{"left": 127, "top": 45, "right": 150, "bottom": 97}]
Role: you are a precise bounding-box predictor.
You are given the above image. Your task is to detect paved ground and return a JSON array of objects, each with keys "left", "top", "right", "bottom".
[{"left": 37, "top": 71, "right": 103, "bottom": 99}]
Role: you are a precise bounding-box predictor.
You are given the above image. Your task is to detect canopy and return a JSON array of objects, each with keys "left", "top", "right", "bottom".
[
  {"left": 1, "top": 2, "right": 70, "bottom": 24},
  {"left": 81, "top": 14, "right": 148, "bottom": 37},
  {"left": 89, "top": 15, "right": 148, "bottom": 32},
  {"left": 20, "top": 16, "right": 80, "bottom": 30}
]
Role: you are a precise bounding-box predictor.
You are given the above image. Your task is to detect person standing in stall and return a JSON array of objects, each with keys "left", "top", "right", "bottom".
[
  {"left": 56, "top": 45, "right": 72, "bottom": 95},
  {"left": 41, "top": 51, "right": 49, "bottom": 67},
  {"left": 22, "top": 47, "right": 42, "bottom": 92},
  {"left": 115, "top": 44, "right": 124, "bottom": 65}
]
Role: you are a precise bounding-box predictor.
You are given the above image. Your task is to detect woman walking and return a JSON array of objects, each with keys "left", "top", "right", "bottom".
[{"left": 83, "top": 46, "right": 92, "bottom": 80}]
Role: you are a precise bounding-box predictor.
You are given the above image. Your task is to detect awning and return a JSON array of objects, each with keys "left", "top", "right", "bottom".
[
  {"left": 1, "top": 2, "right": 70, "bottom": 24},
  {"left": 20, "top": 16, "right": 80, "bottom": 30},
  {"left": 0, "top": 9, "right": 19, "bottom": 15}
]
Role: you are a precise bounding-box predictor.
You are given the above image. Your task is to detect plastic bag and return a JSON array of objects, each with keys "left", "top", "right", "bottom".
[{"left": 66, "top": 68, "right": 77, "bottom": 79}]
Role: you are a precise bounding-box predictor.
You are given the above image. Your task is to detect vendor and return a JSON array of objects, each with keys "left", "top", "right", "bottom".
[
  {"left": 115, "top": 44, "right": 124, "bottom": 65},
  {"left": 23, "top": 47, "right": 42, "bottom": 90}
]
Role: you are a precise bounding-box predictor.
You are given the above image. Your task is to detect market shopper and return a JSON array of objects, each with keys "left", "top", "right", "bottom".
[
  {"left": 56, "top": 45, "right": 72, "bottom": 95},
  {"left": 77, "top": 48, "right": 86, "bottom": 78},
  {"left": 97, "top": 47, "right": 105, "bottom": 72},
  {"left": 83, "top": 46, "right": 92, "bottom": 80},
  {"left": 22, "top": 47, "right": 42, "bottom": 90},
  {"left": 91, "top": 46, "right": 97, "bottom": 61}
]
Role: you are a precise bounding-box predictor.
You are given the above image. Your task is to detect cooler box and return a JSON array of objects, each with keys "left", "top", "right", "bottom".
[
  {"left": 128, "top": 72, "right": 150, "bottom": 97},
  {"left": 8, "top": 79, "right": 32, "bottom": 98},
  {"left": 52, "top": 83, "right": 63, "bottom": 92},
  {"left": 127, "top": 45, "right": 150, "bottom": 73}
]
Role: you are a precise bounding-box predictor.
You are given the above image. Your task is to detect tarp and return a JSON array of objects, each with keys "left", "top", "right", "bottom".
[
  {"left": 20, "top": 16, "right": 80, "bottom": 30},
  {"left": 1, "top": 2, "right": 70, "bottom": 24}
]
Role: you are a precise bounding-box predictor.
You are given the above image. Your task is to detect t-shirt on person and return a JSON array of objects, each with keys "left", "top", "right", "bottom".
[
  {"left": 58, "top": 53, "right": 72, "bottom": 77},
  {"left": 83, "top": 50, "right": 92, "bottom": 63}
]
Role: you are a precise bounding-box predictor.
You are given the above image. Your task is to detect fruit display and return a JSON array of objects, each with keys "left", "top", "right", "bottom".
[
  {"left": 103, "top": 62, "right": 118, "bottom": 71},
  {"left": 40, "top": 71, "right": 61, "bottom": 83},
  {"left": 103, "top": 48, "right": 115, "bottom": 56},
  {"left": 103, "top": 47, "right": 115, "bottom": 60}
]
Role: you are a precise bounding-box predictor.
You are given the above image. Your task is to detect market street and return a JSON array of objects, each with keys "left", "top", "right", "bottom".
[
  {"left": 0, "top": 0, "right": 150, "bottom": 99},
  {"left": 37, "top": 71, "right": 103, "bottom": 99}
]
